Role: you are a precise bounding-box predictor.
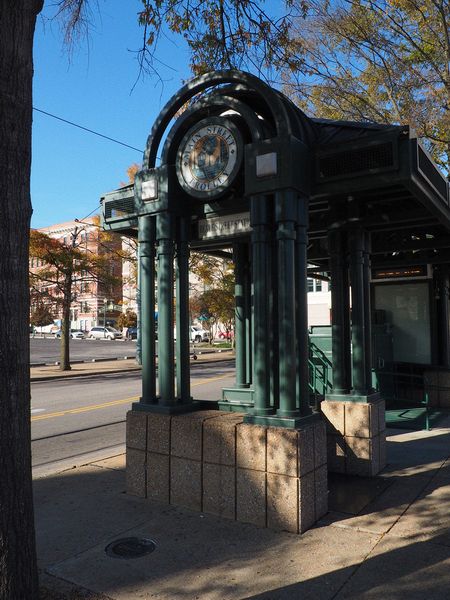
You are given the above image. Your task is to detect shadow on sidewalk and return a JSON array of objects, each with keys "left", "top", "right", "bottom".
[{"left": 33, "top": 427, "right": 450, "bottom": 599}]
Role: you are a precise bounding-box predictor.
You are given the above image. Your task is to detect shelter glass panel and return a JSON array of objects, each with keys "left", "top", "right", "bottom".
[{"left": 374, "top": 282, "right": 431, "bottom": 364}]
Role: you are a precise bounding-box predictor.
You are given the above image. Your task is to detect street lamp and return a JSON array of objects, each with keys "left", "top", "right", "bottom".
[{"left": 103, "top": 298, "right": 108, "bottom": 327}]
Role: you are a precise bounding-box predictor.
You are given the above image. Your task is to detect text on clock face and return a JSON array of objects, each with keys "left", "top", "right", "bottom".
[{"left": 181, "top": 124, "right": 237, "bottom": 191}]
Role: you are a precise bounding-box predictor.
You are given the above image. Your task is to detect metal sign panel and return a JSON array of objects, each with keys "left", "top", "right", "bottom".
[
  {"left": 198, "top": 212, "right": 251, "bottom": 239},
  {"left": 371, "top": 264, "right": 431, "bottom": 282}
]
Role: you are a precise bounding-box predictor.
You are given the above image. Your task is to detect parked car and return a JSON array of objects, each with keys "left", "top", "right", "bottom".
[
  {"left": 55, "top": 329, "right": 86, "bottom": 339},
  {"left": 190, "top": 326, "right": 209, "bottom": 343},
  {"left": 88, "top": 326, "right": 122, "bottom": 340},
  {"left": 173, "top": 325, "right": 209, "bottom": 343},
  {"left": 218, "top": 330, "right": 233, "bottom": 340},
  {"left": 34, "top": 324, "right": 59, "bottom": 334},
  {"left": 126, "top": 326, "right": 138, "bottom": 340}
]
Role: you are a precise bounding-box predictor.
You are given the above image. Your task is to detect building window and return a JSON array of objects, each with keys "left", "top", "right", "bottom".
[{"left": 307, "top": 278, "right": 325, "bottom": 293}]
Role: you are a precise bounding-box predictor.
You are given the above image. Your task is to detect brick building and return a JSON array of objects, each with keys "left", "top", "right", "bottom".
[{"left": 30, "top": 217, "right": 123, "bottom": 331}]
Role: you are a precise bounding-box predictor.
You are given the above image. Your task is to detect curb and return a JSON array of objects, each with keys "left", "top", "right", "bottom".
[
  {"left": 33, "top": 446, "right": 126, "bottom": 479},
  {"left": 30, "top": 356, "right": 137, "bottom": 368},
  {"left": 31, "top": 355, "right": 235, "bottom": 382},
  {"left": 31, "top": 367, "right": 142, "bottom": 382},
  {"left": 30, "top": 349, "right": 232, "bottom": 368}
]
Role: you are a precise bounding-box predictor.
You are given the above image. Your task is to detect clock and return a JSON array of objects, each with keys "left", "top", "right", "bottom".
[{"left": 177, "top": 117, "right": 242, "bottom": 198}]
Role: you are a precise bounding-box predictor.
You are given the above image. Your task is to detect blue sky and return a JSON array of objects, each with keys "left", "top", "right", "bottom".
[{"left": 31, "top": 0, "right": 191, "bottom": 228}]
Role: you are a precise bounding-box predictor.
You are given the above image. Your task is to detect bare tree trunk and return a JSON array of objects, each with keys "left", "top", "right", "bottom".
[
  {"left": 60, "top": 277, "right": 72, "bottom": 370},
  {"left": 0, "top": 1, "right": 43, "bottom": 598}
]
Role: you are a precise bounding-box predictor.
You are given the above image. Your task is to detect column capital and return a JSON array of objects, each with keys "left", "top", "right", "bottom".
[
  {"left": 250, "top": 194, "right": 271, "bottom": 226},
  {"left": 138, "top": 215, "right": 156, "bottom": 243},
  {"left": 276, "top": 222, "right": 296, "bottom": 240}
]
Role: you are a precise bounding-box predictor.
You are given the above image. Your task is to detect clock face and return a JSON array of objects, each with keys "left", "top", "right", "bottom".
[{"left": 177, "top": 119, "right": 241, "bottom": 198}]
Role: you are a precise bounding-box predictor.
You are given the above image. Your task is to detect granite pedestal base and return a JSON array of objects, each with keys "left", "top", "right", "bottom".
[
  {"left": 126, "top": 409, "right": 328, "bottom": 534},
  {"left": 321, "top": 396, "right": 386, "bottom": 477},
  {"left": 424, "top": 368, "right": 450, "bottom": 408}
]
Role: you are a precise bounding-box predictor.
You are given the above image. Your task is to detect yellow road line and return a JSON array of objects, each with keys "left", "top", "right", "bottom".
[
  {"left": 31, "top": 373, "right": 231, "bottom": 422},
  {"left": 31, "top": 396, "right": 140, "bottom": 421}
]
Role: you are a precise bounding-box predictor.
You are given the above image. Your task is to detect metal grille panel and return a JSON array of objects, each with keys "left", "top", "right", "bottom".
[
  {"left": 318, "top": 142, "right": 394, "bottom": 180},
  {"left": 104, "top": 197, "right": 136, "bottom": 221}
]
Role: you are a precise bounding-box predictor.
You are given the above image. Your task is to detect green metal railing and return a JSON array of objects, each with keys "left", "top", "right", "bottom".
[
  {"left": 306, "top": 338, "right": 444, "bottom": 431},
  {"left": 308, "top": 341, "right": 333, "bottom": 406},
  {"left": 373, "top": 370, "right": 431, "bottom": 430}
]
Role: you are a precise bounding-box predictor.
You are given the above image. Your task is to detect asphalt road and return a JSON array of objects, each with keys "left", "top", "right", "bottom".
[
  {"left": 31, "top": 361, "right": 235, "bottom": 476},
  {"left": 30, "top": 337, "right": 215, "bottom": 364},
  {"left": 30, "top": 336, "right": 137, "bottom": 364}
]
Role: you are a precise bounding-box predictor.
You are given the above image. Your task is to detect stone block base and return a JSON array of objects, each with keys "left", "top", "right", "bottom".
[
  {"left": 424, "top": 369, "right": 450, "bottom": 408},
  {"left": 321, "top": 397, "right": 386, "bottom": 477},
  {"left": 126, "top": 409, "right": 328, "bottom": 534}
]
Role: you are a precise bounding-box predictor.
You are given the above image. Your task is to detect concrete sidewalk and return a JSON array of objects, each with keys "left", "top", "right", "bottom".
[
  {"left": 31, "top": 350, "right": 235, "bottom": 382},
  {"left": 34, "top": 413, "right": 450, "bottom": 600}
]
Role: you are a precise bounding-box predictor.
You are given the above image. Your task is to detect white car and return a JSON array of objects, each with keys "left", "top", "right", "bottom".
[
  {"left": 173, "top": 325, "right": 210, "bottom": 343},
  {"left": 190, "top": 326, "right": 209, "bottom": 343},
  {"left": 34, "top": 324, "right": 59, "bottom": 335},
  {"left": 55, "top": 329, "right": 86, "bottom": 339},
  {"left": 88, "top": 326, "right": 122, "bottom": 340}
]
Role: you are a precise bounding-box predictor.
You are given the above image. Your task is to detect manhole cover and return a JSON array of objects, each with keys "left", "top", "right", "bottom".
[{"left": 105, "top": 537, "right": 156, "bottom": 559}]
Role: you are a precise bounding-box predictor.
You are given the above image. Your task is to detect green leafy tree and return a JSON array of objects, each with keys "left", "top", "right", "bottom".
[
  {"left": 53, "top": 1, "right": 306, "bottom": 87},
  {"left": 117, "top": 310, "right": 138, "bottom": 329},
  {"left": 30, "top": 226, "right": 120, "bottom": 371},
  {"left": 190, "top": 258, "right": 234, "bottom": 341},
  {"left": 5, "top": 0, "right": 450, "bottom": 595},
  {"left": 196, "top": 287, "right": 235, "bottom": 340},
  {"left": 189, "top": 252, "right": 226, "bottom": 288},
  {"left": 3, "top": 1, "right": 300, "bottom": 595},
  {"left": 285, "top": 0, "right": 450, "bottom": 169}
]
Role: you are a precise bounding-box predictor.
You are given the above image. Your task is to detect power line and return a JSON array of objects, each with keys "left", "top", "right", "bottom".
[
  {"left": 80, "top": 205, "right": 102, "bottom": 221},
  {"left": 33, "top": 107, "right": 145, "bottom": 154}
]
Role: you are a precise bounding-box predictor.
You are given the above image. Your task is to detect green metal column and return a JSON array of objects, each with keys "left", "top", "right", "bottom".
[
  {"left": 136, "top": 254, "right": 142, "bottom": 365},
  {"left": 342, "top": 240, "right": 352, "bottom": 391},
  {"left": 175, "top": 216, "right": 191, "bottom": 403},
  {"left": 363, "top": 231, "right": 374, "bottom": 391},
  {"left": 156, "top": 211, "right": 175, "bottom": 405},
  {"left": 276, "top": 189, "right": 298, "bottom": 417},
  {"left": 328, "top": 229, "right": 351, "bottom": 394},
  {"left": 138, "top": 215, "right": 157, "bottom": 404},
  {"left": 245, "top": 258, "right": 253, "bottom": 386},
  {"left": 296, "top": 198, "right": 311, "bottom": 416},
  {"left": 349, "top": 227, "right": 368, "bottom": 396},
  {"left": 234, "top": 243, "right": 248, "bottom": 388},
  {"left": 270, "top": 243, "right": 279, "bottom": 409},
  {"left": 251, "top": 194, "right": 271, "bottom": 414}
]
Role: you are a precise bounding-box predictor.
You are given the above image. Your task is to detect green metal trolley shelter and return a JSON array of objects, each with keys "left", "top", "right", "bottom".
[{"left": 102, "top": 70, "right": 450, "bottom": 483}]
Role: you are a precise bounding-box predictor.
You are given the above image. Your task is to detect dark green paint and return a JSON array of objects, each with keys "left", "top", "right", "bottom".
[
  {"left": 138, "top": 216, "right": 157, "bottom": 404},
  {"left": 99, "top": 68, "right": 450, "bottom": 426}
]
